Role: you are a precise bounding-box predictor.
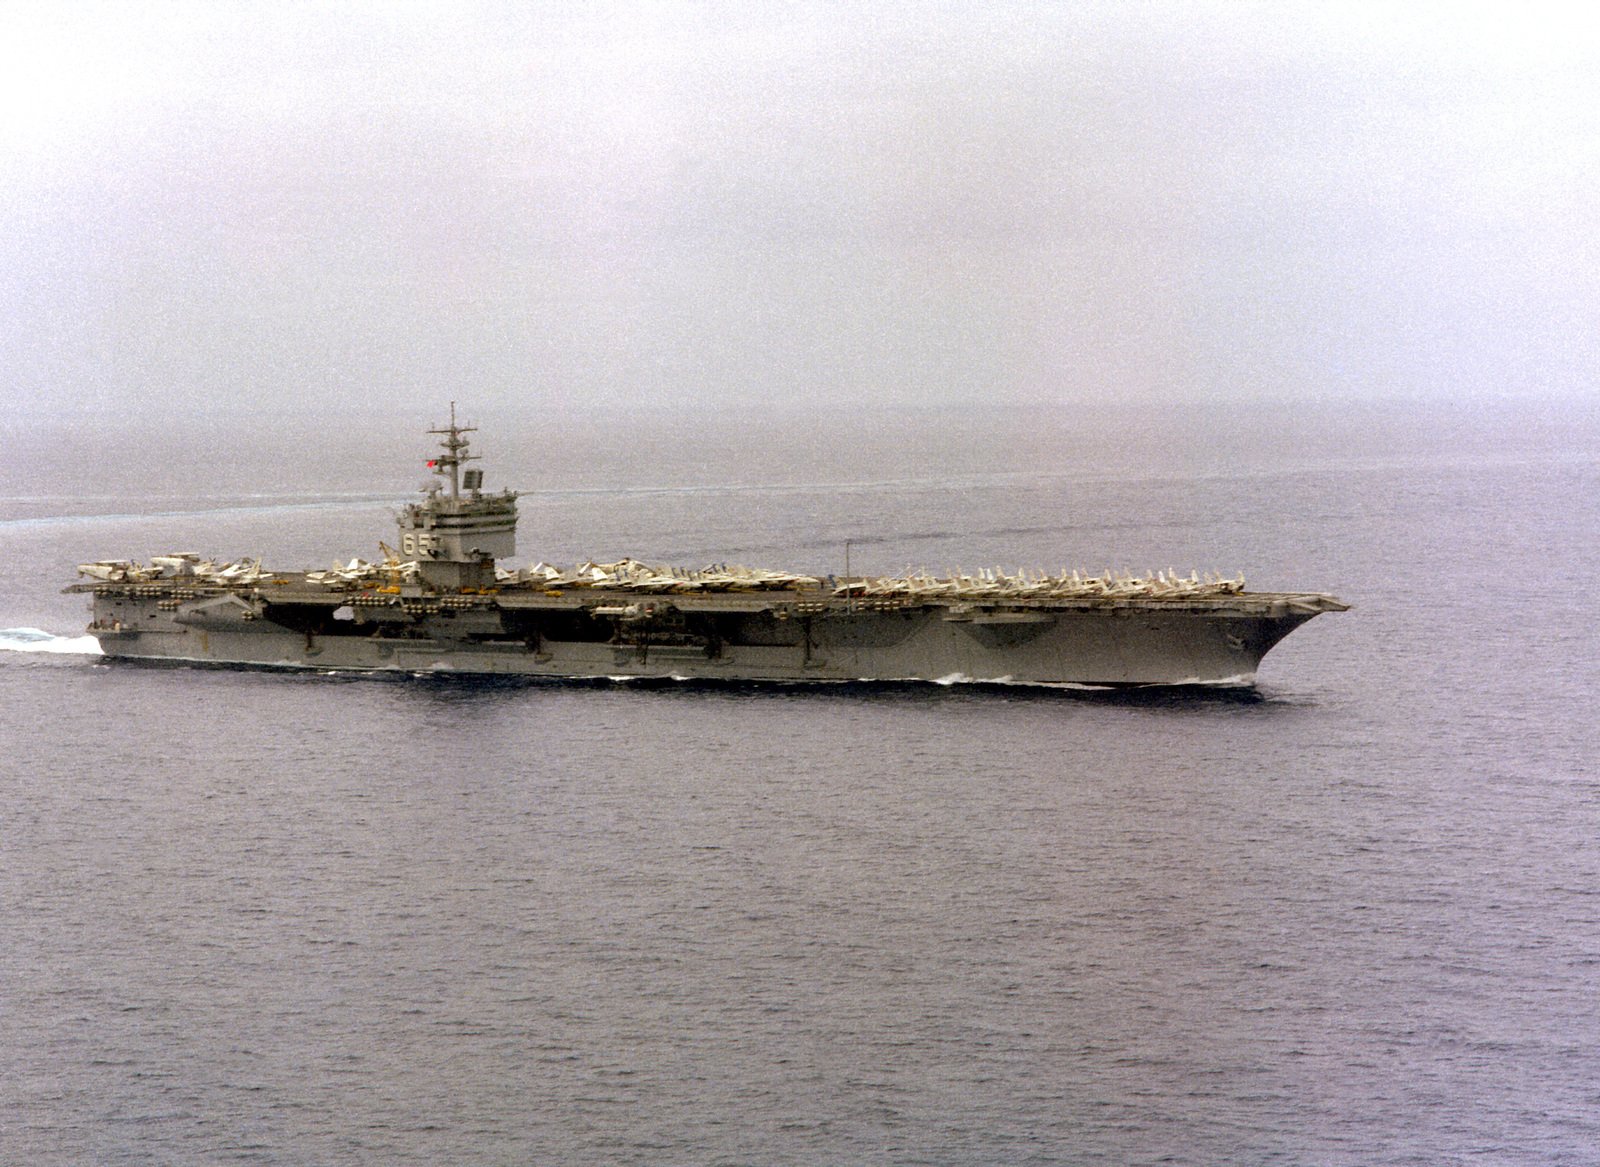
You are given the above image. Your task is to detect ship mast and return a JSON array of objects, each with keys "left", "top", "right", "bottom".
[{"left": 427, "top": 401, "right": 479, "bottom": 499}]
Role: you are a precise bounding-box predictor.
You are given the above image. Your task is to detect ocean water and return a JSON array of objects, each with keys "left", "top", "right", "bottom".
[{"left": 3, "top": 400, "right": 1597, "bottom": 1165}]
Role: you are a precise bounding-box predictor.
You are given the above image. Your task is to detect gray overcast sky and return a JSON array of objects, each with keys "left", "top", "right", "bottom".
[{"left": 4, "top": 0, "right": 1598, "bottom": 424}]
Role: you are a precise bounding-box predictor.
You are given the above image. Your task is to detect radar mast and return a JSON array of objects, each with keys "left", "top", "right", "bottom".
[{"left": 427, "top": 401, "right": 481, "bottom": 500}]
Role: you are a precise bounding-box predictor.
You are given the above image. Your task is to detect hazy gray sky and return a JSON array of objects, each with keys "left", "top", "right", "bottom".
[{"left": 4, "top": 1, "right": 1598, "bottom": 424}]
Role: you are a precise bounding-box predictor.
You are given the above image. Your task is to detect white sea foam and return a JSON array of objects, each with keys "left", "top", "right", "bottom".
[{"left": 0, "top": 628, "right": 103, "bottom": 656}]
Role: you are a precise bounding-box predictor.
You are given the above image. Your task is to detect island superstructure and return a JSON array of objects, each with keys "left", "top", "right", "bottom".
[{"left": 69, "top": 411, "right": 1348, "bottom": 686}]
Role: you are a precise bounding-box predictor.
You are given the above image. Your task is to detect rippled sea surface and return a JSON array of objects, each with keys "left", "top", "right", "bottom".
[{"left": 3, "top": 401, "right": 1597, "bottom": 1165}]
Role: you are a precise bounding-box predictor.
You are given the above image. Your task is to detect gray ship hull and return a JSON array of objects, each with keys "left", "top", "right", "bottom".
[
  {"left": 79, "top": 582, "right": 1336, "bottom": 687},
  {"left": 68, "top": 414, "right": 1346, "bottom": 688}
]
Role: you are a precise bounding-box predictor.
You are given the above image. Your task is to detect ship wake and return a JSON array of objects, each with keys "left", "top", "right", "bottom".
[{"left": 0, "top": 628, "right": 104, "bottom": 656}]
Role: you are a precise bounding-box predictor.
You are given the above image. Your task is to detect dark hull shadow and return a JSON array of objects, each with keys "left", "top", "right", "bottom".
[{"left": 94, "top": 653, "right": 1269, "bottom": 707}]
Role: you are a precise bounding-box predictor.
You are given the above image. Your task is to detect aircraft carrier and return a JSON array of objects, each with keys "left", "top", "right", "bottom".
[{"left": 68, "top": 411, "right": 1348, "bottom": 687}]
